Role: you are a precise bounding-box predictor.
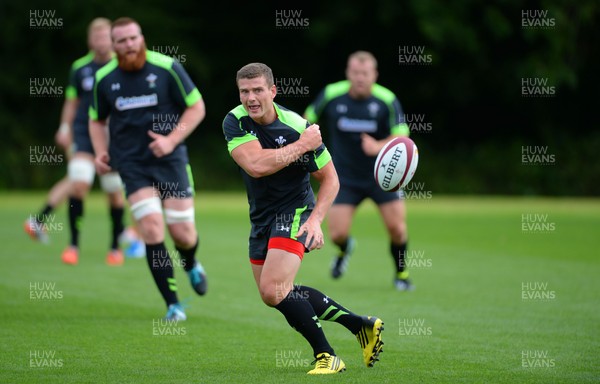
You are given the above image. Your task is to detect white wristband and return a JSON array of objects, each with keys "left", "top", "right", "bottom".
[{"left": 59, "top": 123, "right": 70, "bottom": 134}]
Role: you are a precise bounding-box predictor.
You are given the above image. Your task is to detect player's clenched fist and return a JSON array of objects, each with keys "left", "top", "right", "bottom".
[
  {"left": 298, "top": 124, "right": 322, "bottom": 152},
  {"left": 94, "top": 151, "right": 112, "bottom": 175},
  {"left": 148, "top": 130, "right": 176, "bottom": 158}
]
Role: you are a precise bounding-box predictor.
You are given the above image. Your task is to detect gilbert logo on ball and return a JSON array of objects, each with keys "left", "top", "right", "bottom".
[{"left": 374, "top": 137, "right": 419, "bottom": 192}]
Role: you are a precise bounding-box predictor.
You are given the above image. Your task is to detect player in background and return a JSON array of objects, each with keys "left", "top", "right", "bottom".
[
  {"left": 59, "top": 18, "right": 127, "bottom": 266},
  {"left": 304, "top": 51, "right": 413, "bottom": 291},
  {"left": 89, "top": 17, "right": 207, "bottom": 320},
  {"left": 223, "top": 63, "right": 384, "bottom": 374},
  {"left": 24, "top": 131, "right": 71, "bottom": 244},
  {"left": 24, "top": 18, "right": 143, "bottom": 260}
]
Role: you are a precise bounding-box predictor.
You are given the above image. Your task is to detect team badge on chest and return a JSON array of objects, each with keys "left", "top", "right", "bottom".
[
  {"left": 146, "top": 73, "right": 157, "bottom": 88},
  {"left": 368, "top": 102, "right": 380, "bottom": 118},
  {"left": 275, "top": 136, "right": 287, "bottom": 147}
]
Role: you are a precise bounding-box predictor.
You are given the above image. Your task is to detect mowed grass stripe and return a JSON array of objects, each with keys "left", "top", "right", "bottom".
[{"left": 0, "top": 192, "right": 598, "bottom": 383}]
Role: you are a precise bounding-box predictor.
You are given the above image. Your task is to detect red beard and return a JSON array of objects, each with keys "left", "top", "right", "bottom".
[{"left": 117, "top": 42, "right": 147, "bottom": 71}]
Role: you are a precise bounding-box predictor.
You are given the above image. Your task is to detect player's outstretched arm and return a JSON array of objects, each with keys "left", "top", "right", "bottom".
[
  {"left": 231, "top": 124, "right": 322, "bottom": 178},
  {"left": 297, "top": 161, "right": 339, "bottom": 251}
]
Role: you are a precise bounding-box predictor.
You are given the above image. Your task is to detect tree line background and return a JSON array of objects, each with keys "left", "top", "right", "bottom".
[{"left": 1, "top": 0, "right": 598, "bottom": 195}]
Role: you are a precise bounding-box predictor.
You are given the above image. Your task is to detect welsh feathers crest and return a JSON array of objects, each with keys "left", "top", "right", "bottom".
[{"left": 275, "top": 136, "right": 286, "bottom": 146}]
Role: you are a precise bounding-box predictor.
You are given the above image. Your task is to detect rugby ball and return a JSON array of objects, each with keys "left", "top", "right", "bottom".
[{"left": 374, "top": 137, "right": 419, "bottom": 192}]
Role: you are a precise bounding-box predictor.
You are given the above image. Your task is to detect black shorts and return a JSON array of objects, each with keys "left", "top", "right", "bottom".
[
  {"left": 117, "top": 159, "right": 195, "bottom": 199},
  {"left": 248, "top": 204, "right": 313, "bottom": 265},
  {"left": 72, "top": 122, "right": 94, "bottom": 155},
  {"left": 334, "top": 179, "right": 404, "bottom": 206}
]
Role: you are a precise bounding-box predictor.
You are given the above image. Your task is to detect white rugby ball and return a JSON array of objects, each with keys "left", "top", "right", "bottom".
[{"left": 374, "top": 137, "right": 419, "bottom": 192}]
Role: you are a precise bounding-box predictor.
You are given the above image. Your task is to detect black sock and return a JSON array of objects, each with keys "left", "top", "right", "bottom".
[
  {"left": 334, "top": 237, "right": 350, "bottom": 254},
  {"left": 274, "top": 287, "right": 334, "bottom": 357},
  {"left": 37, "top": 204, "right": 53, "bottom": 222},
  {"left": 145, "top": 242, "right": 178, "bottom": 306},
  {"left": 176, "top": 237, "right": 198, "bottom": 272},
  {"left": 109, "top": 206, "right": 124, "bottom": 250},
  {"left": 68, "top": 197, "right": 83, "bottom": 247},
  {"left": 298, "top": 285, "right": 363, "bottom": 334},
  {"left": 392, "top": 242, "right": 409, "bottom": 278}
]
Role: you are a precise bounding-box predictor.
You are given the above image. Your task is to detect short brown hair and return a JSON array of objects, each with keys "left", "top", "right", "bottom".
[
  {"left": 111, "top": 17, "right": 142, "bottom": 34},
  {"left": 236, "top": 63, "right": 274, "bottom": 87},
  {"left": 348, "top": 50, "right": 378, "bottom": 69}
]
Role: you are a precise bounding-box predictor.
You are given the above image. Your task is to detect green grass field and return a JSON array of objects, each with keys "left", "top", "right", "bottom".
[{"left": 1, "top": 192, "right": 599, "bottom": 383}]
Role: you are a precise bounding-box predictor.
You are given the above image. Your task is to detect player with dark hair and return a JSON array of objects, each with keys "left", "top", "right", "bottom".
[
  {"left": 223, "top": 62, "right": 384, "bottom": 374},
  {"left": 305, "top": 51, "right": 414, "bottom": 291},
  {"left": 89, "top": 17, "right": 207, "bottom": 320}
]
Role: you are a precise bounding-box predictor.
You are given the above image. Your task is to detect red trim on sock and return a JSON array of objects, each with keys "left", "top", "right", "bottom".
[{"left": 268, "top": 237, "right": 305, "bottom": 260}]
